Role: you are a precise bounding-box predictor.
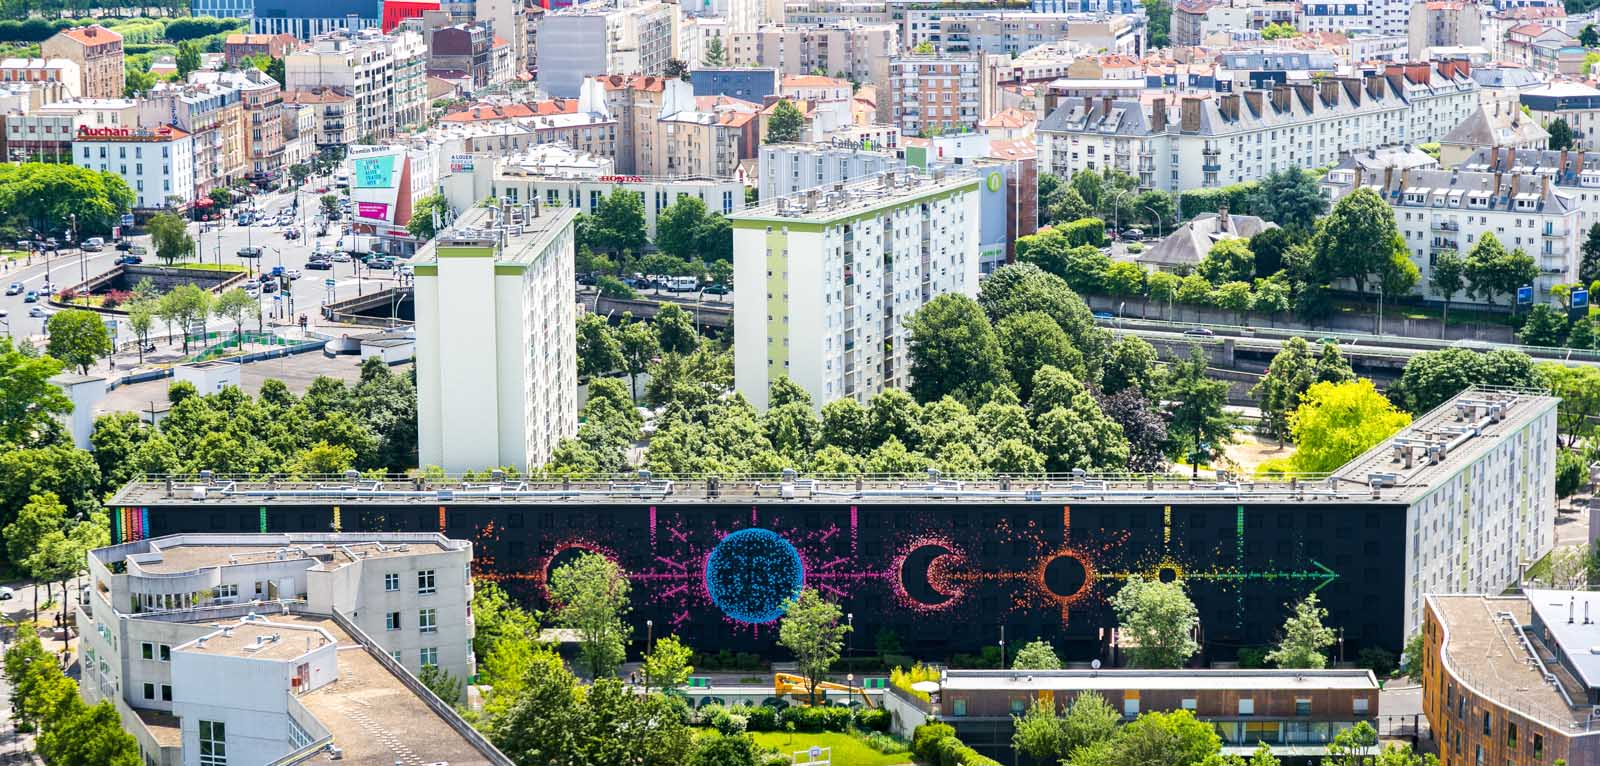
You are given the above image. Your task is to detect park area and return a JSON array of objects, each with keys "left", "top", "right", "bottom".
[{"left": 742, "top": 731, "right": 911, "bottom": 766}]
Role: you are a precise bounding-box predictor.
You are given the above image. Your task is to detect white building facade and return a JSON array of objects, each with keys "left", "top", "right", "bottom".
[
  {"left": 732, "top": 169, "right": 981, "bottom": 410},
  {"left": 285, "top": 28, "right": 427, "bottom": 140},
  {"left": 73, "top": 125, "right": 196, "bottom": 212},
  {"left": 415, "top": 204, "right": 578, "bottom": 473}
]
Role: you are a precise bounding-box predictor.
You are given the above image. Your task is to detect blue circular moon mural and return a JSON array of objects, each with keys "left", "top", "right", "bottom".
[{"left": 704, "top": 528, "right": 805, "bottom": 623}]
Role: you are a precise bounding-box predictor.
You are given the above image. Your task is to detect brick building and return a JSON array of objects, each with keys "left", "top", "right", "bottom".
[{"left": 41, "top": 25, "right": 123, "bottom": 100}]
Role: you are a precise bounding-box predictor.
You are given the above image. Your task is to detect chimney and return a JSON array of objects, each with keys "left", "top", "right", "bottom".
[
  {"left": 1508, "top": 147, "right": 1517, "bottom": 170},
  {"left": 1180, "top": 96, "right": 1202, "bottom": 133},
  {"left": 1384, "top": 165, "right": 1394, "bottom": 192},
  {"left": 1493, "top": 171, "right": 1503, "bottom": 199},
  {"left": 1561, "top": 148, "right": 1570, "bottom": 176},
  {"left": 1511, "top": 172, "right": 1521, "bottom": 200},
  {"left": 1319, "top": 77, "right": 1339, "bottom": 107},
  {"left": 1270, "top": 84, "right": 1290, "bottom": 112},
  {"left": 1083, "top": 95, "right": 1092, "bottom": 115},
  {"left": 1243, "top": 89, "right": 1263, "bottom": 115},
  {"left": 1293, "top": 82, "right": 1315, "bottom": 112},
  {"left": 1341, "top": 76, "right": 1361, "bottom": 106},
  {"left": 1353, "top": 166, "right": 1364, "bottom": 189},
  {"left": 1102, "top": 96, "right": 1113, "bottom": 116},
  {"left": 1151, "top": 97, "right": 1167, "bottom": 131},
  {"left": 1365, "top": 73, "right": 1383, "bottom": 100},
  {"left": 1218, "top": 204, "right": 1229, "bottom": 228},
  {"left": 1543, "top": 175, "right": 1550, "bottom": 197},
  {"left": 1219, "top": 93, "right": 1239, "bottom": 120}
]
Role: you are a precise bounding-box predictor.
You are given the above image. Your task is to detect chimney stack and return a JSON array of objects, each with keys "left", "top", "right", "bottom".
[
  {"left": 1180, "top": 96, "right": 1202, "bottom": 133},
  {"left": 1271, "top": 84, "right": 1290, "bottom": 112},
  {"left": 1102, "top": 96, "right": 1114, "bottom": 115},
  {"left": 1243, "top": 89, "right": 1263, "bottom": 115},
  {"left": 1150, "top": 97, "right": 1167, "bottom": 131}
]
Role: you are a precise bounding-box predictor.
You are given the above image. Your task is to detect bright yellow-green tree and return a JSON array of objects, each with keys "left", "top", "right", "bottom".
[{"left": 1285, "top": 379, "right": 1411, "bottom": 473}]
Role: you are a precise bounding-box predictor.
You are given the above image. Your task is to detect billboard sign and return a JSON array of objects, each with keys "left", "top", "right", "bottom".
[
  {"left": 356, "top": 202, "right": 392, "bottom": 220},
  {"left": 449, "top": 154, "right": 475, "bottom": 173},
  {"left": 354, "top": 154, "right": 396, "bottom": 189}
]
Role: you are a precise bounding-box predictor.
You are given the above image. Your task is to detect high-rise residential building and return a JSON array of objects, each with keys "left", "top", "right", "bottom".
[
  {"left": 889, "top": 55, "right": 981, "bottom": 137},
  {"left": 729, "top": 22, "right": 897, "bottom": 88},
  {"left": 78, "top": 532, "right": 496, "bottom": 766},
  {"left": 73, "top": 124, "right": 196, "bottom": 212},
  {"left": 474, "top": 0, "right": 527, "bottom": 72},
  {"left": 248, "top": 0, "right": 383, "bottom": 39},
  {"left": 1036, "top": 61, "right": 1479, "bottom": 192},
  {"left": 415, "top": 203, "right": 578, "bottom": 472},
  {"left": 285, "top": 28, "right": 427, "bottom": 140},
  {"left": 936, "top": 12, "right": 1143, "bottom": 57},
  {"left": 40, "top": 24, "right": 123, "bottom": 100},
  {"left": 1406, "top": 0, "right": 1482, "bottom": 59},
  {"left": 536, "top": 0, "right": 681, "bottom": 98},
  {"left": 731, "top": 168, "right": 981, "bottom": 410}
]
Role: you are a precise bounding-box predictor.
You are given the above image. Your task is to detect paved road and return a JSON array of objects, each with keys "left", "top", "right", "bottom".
[
  {"left": 0, "top": 180, "right": 413, "bottom": 354},
  {"left": 0, "top": 579, "right": 77, "bottom": 766}
]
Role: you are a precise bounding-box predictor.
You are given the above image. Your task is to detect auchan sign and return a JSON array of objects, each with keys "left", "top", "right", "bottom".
[{"left": 76, "top": 125, "right": 174, "bottom": 140}]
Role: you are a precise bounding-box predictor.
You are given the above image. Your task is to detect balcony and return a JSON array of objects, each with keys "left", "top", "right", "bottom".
[
  {"left": 1430, "top": 219, "right": 1459, "bottom": 231},
  {"left": 1542, "top": 226, "right": 1569, "bottom": 238}
]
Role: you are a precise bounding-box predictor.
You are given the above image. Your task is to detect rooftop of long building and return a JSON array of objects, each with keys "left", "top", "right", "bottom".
[
  {"left": 730, "top": 166, "right": 978, "bottom": 223},
  {"left": 92, "top": 532, "right": 464, "bottom": 576}
]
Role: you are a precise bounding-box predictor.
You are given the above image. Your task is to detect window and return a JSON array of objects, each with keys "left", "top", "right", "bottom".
[
  {"left": 1124, "top": 697, "right": 1140, "bottom": 716},
  {"left": 1009, "top": 698, "right": 1025, "bottom": 714},
  {"left": 214, "top": 584, "right": 237, "bottom": 599},
  {"left": 144, "top": 682, "right": 155, "bottom": 700},
  {"left": 386, "top": 611, "right": 401, "bottom": 631},
  {"left": 161, "top": 685, "right": 172, "bottom": 702},
  {"left": 1238, "top": 699, "right": 1254, "bottom": 716},
  {"left": 199, "top": 720, "right": 227, "bottom": 766},
  {"left": 1181, "top": 698, "right": 1197, "bottom": 711},
  {"left": 1534, "top": 733, "right": 1544, "bottom": 759},
  {"left": 1482, "top": 711, "right": 1491, "bottom": 736},
  {"left": 390, "top": 650, "right": 403, "bottom": 663},
  {"left": 384, "top": 573, "right": 399, "bottom": 592},
  {"left": 160, "top": 645, "right": 171, "bottom": 662},
  {"left": 418, "top": 570, "right": 435, "bottom": 594},
  {"left": 952, "top": 698, "right": 966, "bottom": 716},
  {"left": 1507, "top": 723, "right": 1516, "bottom": 748},
  {"left": 1295, "top": 699, "right": 1311, "bottom": 716},
  {"left": 420, "top": 647, "right": 438, "bottom": 667},
  {"left": 419, "top": 608, "right": 437, "bottom": 633},
  {"left": 141, "top": 642, "right": 154, "bottom": 660},
  {"left": 1353, "top": 697, "right": 1369, "bottom": 715}
]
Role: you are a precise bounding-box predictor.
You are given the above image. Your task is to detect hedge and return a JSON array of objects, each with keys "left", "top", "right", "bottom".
[
  {"left": 1177, "top": 181, "right": 1261, "bottom": 220},
  {"left": 1059, "top": 217, "right": 1106, "bottom": 248},
  {"left": 913, "top": 723, "right": 1000, "bottom": 766}
]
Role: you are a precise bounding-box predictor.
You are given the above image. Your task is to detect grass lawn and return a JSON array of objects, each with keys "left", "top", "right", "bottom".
[
  {"left": 746, "top": 731, "right": 912, "bottom": 766},
  {"left": 165, "top": 261, "right": 247, "bottom": 273}
]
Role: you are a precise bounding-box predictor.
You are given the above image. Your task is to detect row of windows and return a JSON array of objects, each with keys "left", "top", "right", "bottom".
[
  {"left": 385, "top": 607, "right": 438, "bottom": 632},
  {"left": 383, "top": 569, "right": 436, "bottom": 593}
]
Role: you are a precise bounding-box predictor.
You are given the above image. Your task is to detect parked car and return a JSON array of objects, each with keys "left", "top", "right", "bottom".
[
  {"left": 81, "top": 237, "right": 105, "bottom": 251},
  {"left": 115, "top": 254, "right": 143, "bottom": 265},
  {"left": 237, "top": 246, "right": 263, "bottom": 259},
  {"left": 285, "top": 268, "right": 303, "bottom": 280},
  {"left": 577, "top": 273, "right": 598, "bottom": 286},
  {"left": 368, "top": 258, "right": 395, "bottom": 270},
  {"left": 1120, "top": 228, "right": 1144, "bottom": 241},
  {"left": 305, "top": 259, "right": 333, "bottom": 271},
  {"left": 28, "top": 306, "right": 49, "bottom": 318},
  {"left": 5, "top": 282, "right": 21, "bottom": 295},
  {"left": 1093, "top": 311, "right": 1115, "bottom": 321},
  {"left": 702, "top": 283, "right": 731, "bottom": 295},
  {"left": 0, "top": 586, "right": 13, "bottom": 600},
  {"left": 115, "top": 240, "right": 134, "bottom": 251},
  {"left": 283, "top": 228, "right": 301, "bottom": 240},
  {"left": 260, "top": 279, "right": 279, "bottom": 294},
  {"left": 23, "top": 290, "right": 37, "bottom": 303},
  {"left": 330, "top": 252, "right": 352, "bottom": 263},
  {"left": 665, "top": 276, "right": 699, "bottom": 292},
  {"left": 1183, "top": 327, "right": 1215, "bottom": 337}
]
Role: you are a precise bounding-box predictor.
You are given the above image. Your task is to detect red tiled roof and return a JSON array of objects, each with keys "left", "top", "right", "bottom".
[
  {"left": 979, "top": 107, "right": 1034, "bottom": 130},
  {"left": 988, "top": 137, "right": 1035, "bottom": 160},
  {"left": 593, "top": 74, "right": 666, "bottom": 92},
  {"left": 56, "top": 24, "right": 121, "bottom": 46},
  {"left": 782, "top": 74, "right": 849, "bottom": 89}
]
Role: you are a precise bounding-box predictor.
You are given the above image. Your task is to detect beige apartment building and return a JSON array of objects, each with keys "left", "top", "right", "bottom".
[
  {"left": 283, "top": 86, "right": 355, "bottom": 149},
  {"left": 41, "top": 24, "right": 123, "bottom": 100},
  {"left": 193, "top": 69, "right": 284, "bottom": 185},
  {"left": 139, "top": 81, "right": 249, "bottom": 199},
  {"left": 731, "top": 21, "right": 896, "bottom": 88},
  {"left": 889, "top": 54, "right": 981, "bottom": 136},
  {"left": 286, "top": 28, "right": 427, "bottom": 140}
]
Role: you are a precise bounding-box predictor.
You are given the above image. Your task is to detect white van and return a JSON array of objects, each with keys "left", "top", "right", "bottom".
[{"left": 665, "top": 276, "right": 699, "bottom": 292}]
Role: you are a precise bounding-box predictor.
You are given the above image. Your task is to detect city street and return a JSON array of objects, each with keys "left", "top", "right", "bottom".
[
  {"left": 0, "top": 579, "right": 79, "bottom": 766},
  {"left": 0, "top": 180, "right": 414, "bottom": 358}
]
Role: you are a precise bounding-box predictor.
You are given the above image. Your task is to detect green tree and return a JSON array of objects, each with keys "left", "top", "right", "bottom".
[
  {"left": 1197, "top": 239, "right": 1255, "bottom": 285},
  {"left": 765, "top": 99, "right": 806, "bottom": 143},
  {"left": 904, "top": 294, "right": 1013, "bottom": 405},
  {"left": 1429, "top": 249, "right": 1467, "bottom": 330},
  {"left": 211, "top": 287, "right": 258, "bottom": 347},
  {"left": 1265, "top": 594, "right": 1338, "bottom": 669},
  {"left": 1251, "top": 337, "right": 1315, "bottom": 445},
  {"left": 619, "top": 317, "right": 659, "bottom": 402},
  {"left": 1012, "top": 639, "right": 1062, "bottom": 669},
  {"left": 1166, "top": 347, "right": 1238, "bottom": 475},
  {"left": 690, "top": 734, "right": 761, "bottom": 766},
  {"left": 124, "top": 65, "right": 156, "bottom": 97},
  {"left": 1465, "top": 233, "right": 1537, "bottom": 307},
  {"left": 997, "top": 310, "right": 1083, "bottom": 400},
  {"left": 1549, "top": 117, "right": 1575, "bottom": 151},
  {"left": 642, "top": 634, "right": 694, "bottom": 693},
  {"left": 576, "top": 313, "right": 623, "bottom": 379},
  {"left": 1542, "top": 364, "right": 1600, "bottom": 446},
  {"left": 1143, "top": 0, "right": 1171, "bottom": 46},
  {"left": 1259, "top": 168, "right": 1328, "bottom": 231},
  {"left": 1214, "top": 281, "right": 1254, "bottom": 325},
  {"left": 702, "top": 36, "right": 727, "bottom": 66},
  {"left": 1581, "top": 223, "right": 1600, "bottom": 285},
  {"left": 1324, "top": 721, "right": 1381, "bottom": 766},
  {"left": 406, "top": 192, "right": 450, "bottom": 240},
  {"left": 36, "top": 700, "right": 141, "bottom": 766},
  {"left": 655, "top": 195, "right": 712, "bottom": 262},
  {"left": 1557, "top": 449, "right": 1588, "bottom": 499},
  {"left": 777, "top": 588, "right": 851, "bottom": 703},
  {"left": 1013, "top": 691, "right": 1121, "bottom": 763},
  {"left": 1249, "top": 226, "right": 1298, "bottom": 277},
  {"left": 470, "top": 578, "right": 540, "bottom": 659},
  {"left": 1030, "top": 366, "right": 1130, "bottom": 472},
  {"left": 1112, "top": 576, "right": 1200, "bottom": 668},
  {"left": 146, "top": 211, "right": 193, "bottom": 266},
  {"left": 1313, "top": 188, "right": 1404, "bottom": 309},
  {"left": 319, "top": 194, "right": 340, "bottom": 218},
  {"left": 1282, "top": 380, "right": 1412, "bottom": 474},
  {"left": 653, "top": 302, "right": 699, "bottom": 355},
  {"left": 1097, "top": 710, "right": 1220, "bottom": 766},
  {"left": 4, "top": 491, "right": 67, "bottom": 614},
  {"left": 486, "top": 647, "right": 585, "bottom": 760},
  {"left": 43, "top": 309, "right": 111, "bottom": 375},
  {"left": 591, "top": 189, "right": 648, "bottom": 262},
  {"left": 175, "top": 40, "right": 201, "bottom": 78},
  {"left": 1101, "top": 335, "right": 1160, "bottom": 396},
  {"left": 0, "top": 163, "right": 131, "bottom": 237},
  {"left": 161, "top": 284, "right": 213, "bottom": 354},
  {"left": 418, "top": 663, "right": 464, "bottom": 704},
  {"left": 548, "top": 552, "right": 632, "bottom": 677},
  {"left": 1519, "top": 304, "right": 1568, "bottom": 346},
  {"left": 1391, "top": 348, "right": 1548, "bottom": 414}
]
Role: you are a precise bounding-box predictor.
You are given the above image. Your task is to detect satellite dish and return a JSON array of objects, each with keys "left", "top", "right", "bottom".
[
  {"left": 910, "top": 681, "right": 941, "bottom": 694},
  {"left": 1091, "top": 659, "right": 1102, "bottom": 670}
]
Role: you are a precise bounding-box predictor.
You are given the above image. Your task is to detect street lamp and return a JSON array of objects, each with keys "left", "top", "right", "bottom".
[
  {"left": 1143, "top": 205, "right": 1163, "bottom": 238},
  {"left": 646, "top": 618, "right": 654, "bottom": 654}
]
